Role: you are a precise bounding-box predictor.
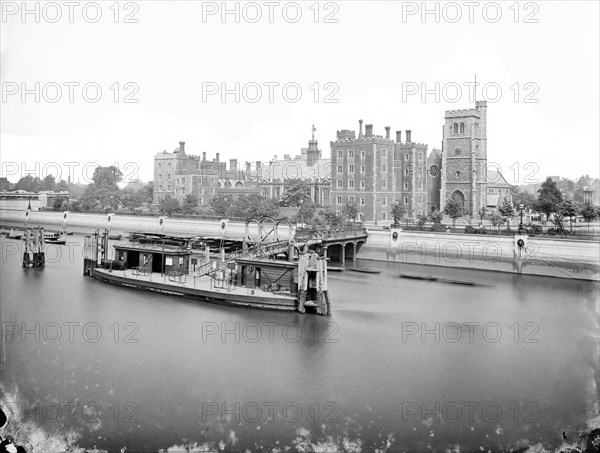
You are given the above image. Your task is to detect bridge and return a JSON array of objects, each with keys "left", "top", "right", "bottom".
[{"left": 236, "top": 217, "right": 369, "bottom": 263}]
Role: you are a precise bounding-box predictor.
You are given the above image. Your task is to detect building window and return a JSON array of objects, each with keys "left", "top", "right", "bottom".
[
  {"left": 348, "top": 150, "right": 354, "bottom": 159},
  {"left": 361, "top": 165, "right": 366, "bottom": 173},
  {"left": 159, "top": 185, "right": 163, "bottom": 191},
  {"left": 349, "top": 180, "right": 354, "bottom": 188},
  {"left": 453, "top": 123, "right": 458, "bottom": 134},
  {"left": 419, "top": 152, "right": 423, "bottom": 159},
  {"left": 382, "top": 197, "right": 387, "bottom": 206},
  {"left": 382, "top": 212, "right": 387, "bottom": 221},
  {"left": 382, "top": 164, "right": 387, "bottom": 172},
  {"left": 361, "top": 150, "right": 365, "bottom": 158},
  {"left": 167, "top": 185, "right": 172, "bottom": 190},
  {"left": 405, "top": 153, "right": 409, "bottom": 160},
  {"left": 456, "top": 171, "right": 461, "bottom": 178},
  {"left": 360, "top": 181, "right": 365, "bottom": 189},
  {"left": 349, "top": 164, "right": 354, "bottom": 173},
  {"left": 404, "top": 182, "right": 408, "bottom": 189},
  {"left": 337, "top": 196, "right": 342, "bottom": 205},
  {"left": 360, "top": 197, "right": 365, "bottom": 205},
  {"left": 382, "top": 180, "right": 387, "bottom": 188},
  {"left": 404, "top": 196, "right": 409, "bottom": 204},
  {"left": 182, "top": 177, "right": 185, "bottom": 184},
  {"left": 460, "top": 123, "right": 465, "bottom": 134},
  {"left": 405, "top": 167, "right": 409, "bottom": 176},
  {"left": 382, "top": 149, "right": 387, "bottom": 158},
  {"left": 337, "top": 180, "right": 343, "bottom": 188},
  {"left": 337, "top": 165, "right": 343, "bottom": 174},
  {"left": 418, "top": 195, "right": 422, "bottom": 203},
  {"left": 349, "top": 196, "right": 355, "bottom": 203},
  {"left": 338, "top": 150, "right": 343, "bottom": 158}
]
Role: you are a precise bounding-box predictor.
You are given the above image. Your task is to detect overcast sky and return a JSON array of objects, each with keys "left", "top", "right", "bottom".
[{"left": 1, "top": 1, "right": 598, "bottom": 186}]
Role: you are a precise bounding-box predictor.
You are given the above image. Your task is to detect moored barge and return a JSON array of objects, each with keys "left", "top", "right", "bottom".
[{"left": 83, "top": 229, "right": 331, "bottom": 315}]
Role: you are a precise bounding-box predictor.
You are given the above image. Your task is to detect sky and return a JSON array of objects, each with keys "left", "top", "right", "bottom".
[{"left": 1, "top": 0, "right": 599, "bottom": 186}]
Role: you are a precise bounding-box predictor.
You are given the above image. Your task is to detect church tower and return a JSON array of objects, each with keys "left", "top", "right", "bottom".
[{"left": 440, "top": 101, "right": 487, "bottom": 216}]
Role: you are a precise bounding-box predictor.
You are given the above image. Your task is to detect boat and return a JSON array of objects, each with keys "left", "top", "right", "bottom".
[
  {"left": 399, "top": 273, "right": 437, "bottom": 281},
  {"left": 347, "top": 268, "right": 380, "bottom": 274},
  {"left": 108, "top": 234, "right": 122, "bottom": 240},
  {"left": 83, "top": 230, "right": 332, "bottom": 315},
  {"left": 327, "top": 266, "right": 344, "bottom": 272},
  {"left": 44, "top": 231, "right": 67, "bottom": 245}
]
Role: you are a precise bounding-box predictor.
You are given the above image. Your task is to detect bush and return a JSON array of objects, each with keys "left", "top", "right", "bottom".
[
  {"left": 464, "top": 225, "right": 477, "bottom": 234},
  {"left": 430, "top": 223, "right": 445, "bottom": 232}
]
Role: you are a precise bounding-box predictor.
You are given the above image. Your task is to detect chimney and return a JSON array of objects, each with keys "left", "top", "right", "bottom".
[
  {"left": 256, "top": 161, "right": 262, "bottom": 173},
  {"left": 179, "top": 141, "right": 185, "bottom": 153},
  {"left": 202, "top": 152, "right": 206, "bottom": 161},
  {"left": 229, "top": 159, "right": 238, "bottom": 172},
  {"left": 365, "top": 124, "right": 373, "bottom": 138},
  {"left": 396, "top": 131, "right": 402, "bottom": 143},
  {"left": 216, "top": 153, "right": 220, "bottom": 161},
  {"left": 359, "top": 119, "right": 364, "bottom": 138},
  {"left": 385, "top": 126, "right": 390, "bottom": 140},
  {"left": 246, "top": 162, "right": 251, "bottom": 174},
  {"left": 406, "top": 130, "right": 412, "bottom": 143}
]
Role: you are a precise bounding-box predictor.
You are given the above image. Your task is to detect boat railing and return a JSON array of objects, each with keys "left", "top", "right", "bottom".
[
  {"left": 168, "top": 271, "right": 186, "bottom": 284},
  {"left": 132, "top": 266, "right": 152, "bottom": 277}
]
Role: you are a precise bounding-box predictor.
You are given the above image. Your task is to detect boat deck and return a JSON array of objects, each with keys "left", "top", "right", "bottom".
[{"left": 92, "top": 267, "right": 298, "bottom": 310}]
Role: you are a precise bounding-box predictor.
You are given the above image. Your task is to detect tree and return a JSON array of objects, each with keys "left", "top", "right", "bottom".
[
  {"left": 158, "top": 195, "right": 180, "bottom": 216},
  {"left": 443, "top": 198, "right": 463, "bottom": 230},
  {"left": 580, "top": 202, "right": 598, "bottom": 231},
  {"left": 416, "top": 213, "right": 428, "bottom": 230},
  {"left": 211, "top": 196, "right": 233, "bottom": 217},
  {"left": 319, "top": 207, "right": 341, "bottom": 226},
  {"left": 560, "top": 198, "right": 578, "bottom": 232},
  {"left": 533, "top": 177, "right": 563, "bottom": 221},
  {"left": 228, "top": 194, "right": 280, "bottom": 220},
  {"left": 138, "top": 182, "right": 154, "bottom": 205},
  {"left": 182, "top": 194, "right": 199, "bottom": 215},
  {"left": 40, "top": 175, "right": 57, "bottom": 191},
  {"left": 342, "top": 203, "right": 358, "bottom": 223},
  {"left": 391, "top": 202, "right": 408, "bottom": 225},
  {"left": 428, "top": 209, "right": 443, "bottom": 226},
  {"left": 490, "top": 212, "right": 505, "bottom": 231},
  {"left": 15, "top": 175, "right": 42, "bottom": 192},
  {"left": 498, "top": 197, "right": 515, "bottom": 230},
  {"left": 295, "top": 201, "right": 318, "bottom": 224},
  {"left": 281, "top": 179, "right": 312, "bottom": 207},
  {"left": 92, "top": 166, "right": 123, "bottom": 188}
]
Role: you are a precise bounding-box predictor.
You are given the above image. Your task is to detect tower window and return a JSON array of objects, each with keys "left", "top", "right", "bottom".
[
  {"left": 460, "top": 123, "right": 465, "bottom": 134},
  {"left": 453, "top": 123, "right": 458, "bottom": 134},
  {"left": 456, "top": 171, "right": 461, "bottom": 178}
]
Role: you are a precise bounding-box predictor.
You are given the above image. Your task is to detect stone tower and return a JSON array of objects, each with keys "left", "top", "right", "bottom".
[{"left": 440, "top": 101, "right": 487, "bottom": 216}]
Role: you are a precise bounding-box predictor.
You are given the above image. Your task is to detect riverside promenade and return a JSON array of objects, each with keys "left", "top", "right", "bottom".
[{"left": 361, "top": 229, "right": 600, "bottom": 281}]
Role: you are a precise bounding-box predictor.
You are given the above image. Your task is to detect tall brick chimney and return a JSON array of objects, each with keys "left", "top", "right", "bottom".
[
  {"left": 359, "top": 119, "right": 363, "bottom": 138},
  {"left": 365, "top": 124, "right": 373, "bottom": 138},
  {"left": 396, "top": 131, "right": 402, "bottom": 143},
  {"left": 179, "top": 141, "right": 185, "bottom": 153},
  {"left": 406, "top": 130, "right": 412, "bottom": 143},
  {"left": 215, "top": 153, "right": 220, "bottom": 161},
  {"left": 385, "top": 126, "right": 391, "bottom": 140},
  {"left": 202, "top": 152, "right": 206, "bottom": 161}
]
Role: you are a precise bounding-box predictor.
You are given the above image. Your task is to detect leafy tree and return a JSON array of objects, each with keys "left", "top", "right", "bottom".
[
  {"left": 158, "top": 195, "right": 180, "bottom": 216},
  {"left": 391, "top": 202, "right": 408, "bottom": 225},
  {"left": 490, "top": 212, "right": 505, "bottom": 231},
  {"left": 15, "top": 175, "right": 42, "bottom": 192},
  {"left": 560, "top": 198, "right": 578, "bottom": 232},
  {"left": 211, "top": 196, "right": 233, "bottom": 217},
  {"left": 138, "top": 182, "right": 154, "bottom": 205},
  {"left": 416, "top": 213, "right": 428, "bottom": 230},
  {"left": 40, "top": 175, "right": 57, "bottom": 191},
  {"left": 92, "top": 166, "right": 123, "bottom": 188},
  {"left": 319, "top": 207, "right": 341, "bottom": 226},
  {"left": 342, "top": 203, "right": 358, "bottom": 223},
  {"left": 228, "top": 194, "right": 279, "bottom": 220},
  {"left": 533, "top": 177, "right": 563, "bottom": 221},
  {"left": 295, "top": 201, "right": 318, "bottom": 224},
  {"left": 443, "top": 198, "right": 463, "bottom": 230},
  {"left": 580, "top": 202, "right": 598, "bottom": 231},
  {"left": 182, "top": 194, "right": 199, "bottom": 215},
  {"left": 498, "top": 197, "right": 515, "bottom": 229},
  {"left": 428, "top": 209, "right": 443, "bottom": 225},
  {"left": 281, "top": 179, "right": 312, "bottom": 207}
]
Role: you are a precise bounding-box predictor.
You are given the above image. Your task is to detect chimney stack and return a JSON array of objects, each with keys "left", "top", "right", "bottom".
[
  {"left": 216, "top": 153, "right": 220, "bottom": 162},
  {"left": 179, "top": 141, "right": 185, "bottom": 153},
  {"left": 202, "top": 152, "right": 206, "bottom": 161},
  {"left": 385, "top": 126, "right": 391, "bottom": 140},
  {"left": 406, "top": 130, "right": 412, "bottom": 143},
  {"left": 246, "top": 162, "right": 251, "bottom": 174},
  {"left": 396, "top": 131, "right": 402, "bottom": 143},
  {"left": 365, "top": 124, "right": 373, "bottom": 137},
  {"left": 359, "top": 119, "right": 363, "bottom": 138}
]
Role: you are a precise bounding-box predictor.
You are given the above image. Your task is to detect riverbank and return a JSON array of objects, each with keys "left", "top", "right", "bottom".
[{"left": 358, "top": 229, "right": 600, "bottom": 281}]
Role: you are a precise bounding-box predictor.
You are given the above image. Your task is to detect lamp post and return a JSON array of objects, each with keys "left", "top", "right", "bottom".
[{"left": 518, "top": 202, "right": 525, "bottom": 233}]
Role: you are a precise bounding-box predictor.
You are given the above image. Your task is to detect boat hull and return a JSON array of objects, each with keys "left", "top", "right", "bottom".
[{"left": 90, "top": 268, "right": 299, "bottom": 312}]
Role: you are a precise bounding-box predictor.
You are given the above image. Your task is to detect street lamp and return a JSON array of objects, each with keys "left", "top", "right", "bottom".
[{"left": 518, "top": 202, "right": 525, "bottom": 233}]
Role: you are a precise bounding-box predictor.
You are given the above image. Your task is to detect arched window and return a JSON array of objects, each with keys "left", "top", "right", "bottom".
[
  {"left": 460, "top": 123, "right": 465, "bottom": 134},
  {"left": 453, "top": 123, "right": 458, "bottom": 134}
]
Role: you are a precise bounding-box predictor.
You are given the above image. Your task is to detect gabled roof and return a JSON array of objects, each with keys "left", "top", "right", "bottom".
[{"left": 487, "top": 170, "right": 510, "bottom": 187}]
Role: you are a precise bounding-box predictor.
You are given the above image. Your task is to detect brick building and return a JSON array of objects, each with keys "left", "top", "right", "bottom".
[{"left": 330, "top": 120, "right": 428, "bottom": 223}]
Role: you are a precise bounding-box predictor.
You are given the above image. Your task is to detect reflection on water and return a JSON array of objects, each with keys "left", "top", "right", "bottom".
[{"left": 1, "top": 236, "right": 598, "bottom": 452}]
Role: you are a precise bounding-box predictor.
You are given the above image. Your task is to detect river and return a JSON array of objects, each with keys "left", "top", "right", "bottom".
[{"left": 0, "top": 235, "right": 598, "bottom": 452}]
